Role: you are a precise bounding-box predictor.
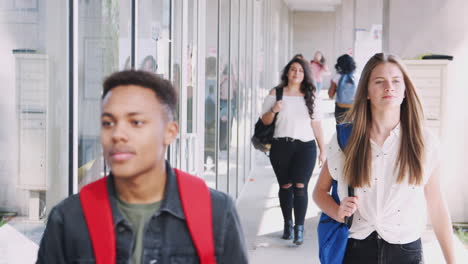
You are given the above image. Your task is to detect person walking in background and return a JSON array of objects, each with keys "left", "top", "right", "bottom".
[
  {"left": 293, "top": 53, "right": 305, "bottom": 60},
  {"left": 37, "top": 70, "right": 248, "bottom": 263},
  {"left": 310, "top": 51, "right": 330, "bottom": 96},
  {"left": 328, "top": 54, "right": 357, "bottom": 124},
  {"left": 313, "top": 53, "right": 456, "bottom": 263},
  {"left": 260, "top": 58, "right": 325, "bottom": 246}
]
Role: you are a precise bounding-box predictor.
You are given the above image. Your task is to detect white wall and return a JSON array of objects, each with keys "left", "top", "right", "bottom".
[
  {"left": 386, "top": 0, "right": 468, "bottom": 222},
  {"left": 354, "top": 0, "right": 382, "bottom": 30},
  {"left": 292, "top": 1, "right": 355, "bottom": 90},
  {"left": 353, "top": 0, "right": 383, "bottom": 74},
  {"left": 334, "top": 0, "right": 354, "bottom": 57},
  {"left": 293, "top": 11, "right": 336, "bottom": 89}
]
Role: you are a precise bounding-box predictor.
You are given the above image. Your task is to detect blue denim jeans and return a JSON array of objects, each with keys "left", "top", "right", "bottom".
[
  {"left": 343, "top": 231, "right": 423, "bottom": 264},
  {"left": 335, "top": 103, "right": 350, "bottom": 124},
  {"left": 315, "top": 81, "right": 323, "bottom": 96}
]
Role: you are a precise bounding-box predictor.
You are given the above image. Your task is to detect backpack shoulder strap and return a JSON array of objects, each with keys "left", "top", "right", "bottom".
[
  {"left": 175, "top": 169, "right": 216, "bottom": 264},
  {"left": 337, "top": 74, "right": 345, "bottom": 88},
  {"left": 336, "top": 123, "right": 355, "bottom": 228},
  {"left": 336, "top": 123, "right": 353, "bottom": 151},
  {"left": 79, "top": 177, "right": 116, "bottom": 264},
  {"left": 338, "top": 73, "right": 354, "bottom": 88},
  {"left": 275, "top": 86, "right": 283, "bottom": 101}
]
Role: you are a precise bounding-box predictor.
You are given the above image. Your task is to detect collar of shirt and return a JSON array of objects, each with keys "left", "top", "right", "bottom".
[
  {"left": 106, "top": 161, "right": 186, "bottom": 227},
  {"left": 369, "top": 122, "right": 401, "bottom": 153}
]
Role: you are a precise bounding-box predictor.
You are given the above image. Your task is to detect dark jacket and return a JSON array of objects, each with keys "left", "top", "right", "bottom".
[{"left": 36, "top": 162, "right": 248, "bottom": 263}]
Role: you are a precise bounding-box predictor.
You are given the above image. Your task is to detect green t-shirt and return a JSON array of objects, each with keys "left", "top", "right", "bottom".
[{"left": 116, "top": 198, "right": 162, "bottom": 264}]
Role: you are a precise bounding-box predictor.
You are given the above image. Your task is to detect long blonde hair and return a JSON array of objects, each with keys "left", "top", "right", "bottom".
[{"left": 343, "top": 53, "right": 425, "bottom": 187}]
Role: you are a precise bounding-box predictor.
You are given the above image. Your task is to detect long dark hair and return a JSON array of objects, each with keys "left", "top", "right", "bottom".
[{"left": 279, "top": 58, "right": 316, "bottom": 119}]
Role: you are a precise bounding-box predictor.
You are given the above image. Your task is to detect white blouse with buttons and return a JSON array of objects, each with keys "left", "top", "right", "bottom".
[
  {"left": 261, "top": 95, "right": 322, "bottom": 142},
  {"left": 326, "top": 124, "right": 440, "bottom": 244}
]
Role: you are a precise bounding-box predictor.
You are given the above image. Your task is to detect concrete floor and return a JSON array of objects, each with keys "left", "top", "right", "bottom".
[{"left": 236, "top": 94, "right": 340, "bottom": 263}]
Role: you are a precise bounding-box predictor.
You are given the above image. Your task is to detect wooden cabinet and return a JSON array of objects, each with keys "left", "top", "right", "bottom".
[
  {"left": 403, "top": 60, "right": 450, "bottom": 136},
  {"left": 16, "top": 53, "right": 49, "bottom": 191},
  {"left": 15, "top": 53, "right": 49, "bottom": 220}
]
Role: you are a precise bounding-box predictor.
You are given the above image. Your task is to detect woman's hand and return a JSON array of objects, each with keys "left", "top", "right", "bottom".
[
  {"left": 425, "top": 165, "right": 457, "bottom": 263},
  {"left": 271, "top": 100, "right": 283, "bottom": 113},
  {"left": 328, "top": 81, "right": 337, "bottom": 99},
  {"left": 318, "top": 150, "right": 326, "bottom": 167},
  {"left": 311, "top": 121, "right": 326, "bottom": 167},
  {"left": 337, "top": 196, "right": 358, "bottom": 223}
]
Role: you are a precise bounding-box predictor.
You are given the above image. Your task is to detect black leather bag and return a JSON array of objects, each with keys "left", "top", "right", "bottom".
[{"left": 251, "top": 87, "right": 283, "bottom": 152}]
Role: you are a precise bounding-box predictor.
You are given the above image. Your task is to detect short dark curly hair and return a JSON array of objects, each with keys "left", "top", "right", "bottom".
[
  {"left": 335, "top": 54, "right": 356, "bottom": 74},
  {"left": 102, "top": 70, "right": 178, "bottom": 121}
]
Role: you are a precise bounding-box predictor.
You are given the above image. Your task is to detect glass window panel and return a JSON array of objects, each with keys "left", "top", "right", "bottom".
[
  {"left": 228, "top": 0, "right": 239, "bottom": 197},
  {"left": 170, "top": 0, "right": 183, "bottom": 168},
  {"left": 184, "top": 0, "right": 198, "bottom": 174},
  {"left": 203, "top": 0, "right": 218, "bottom": 189},
  {"left": 250, "top": 0, "right": 265, "bottom": 173},
  {"left": 186, "top": 0, "right": 197, "bottom": 135},
  {"left": 218, "top": 0, "right": 230, "bottom": 193},
  {"left": 245, "top": 0, "right": 254, "bottom": 174},
  {"left": 137, "top": 0, "right": 171, "bottom": 79},
  {"left": 77, "top": 0, "right": 129, "bottom": 191},
  {"left": 237, "top": 0, "right": 247, "bottom": 192}
]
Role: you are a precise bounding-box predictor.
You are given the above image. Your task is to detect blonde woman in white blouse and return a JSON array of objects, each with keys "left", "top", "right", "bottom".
[
  {"left": 261, "top": 57, "right": 325, "bottom": 245},
  {"left": 313, "top": 53, "right": 456, "bottom": 263}
]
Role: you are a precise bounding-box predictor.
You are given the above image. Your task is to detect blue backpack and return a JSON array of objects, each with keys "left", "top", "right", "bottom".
[
  {"left": 336, "top": 74, "right": 356, "bottom": 105},
  {"left": 317, "top": 123, "right": 354, "bottom": 264}
]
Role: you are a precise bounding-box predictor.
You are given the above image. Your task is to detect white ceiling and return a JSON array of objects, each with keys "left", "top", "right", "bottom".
[{"left": 283, "top": 0, "right": 342, "bottom": 12}]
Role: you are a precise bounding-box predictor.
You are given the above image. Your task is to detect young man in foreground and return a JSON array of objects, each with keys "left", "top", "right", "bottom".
[{"left": 37, "top": 70, "right": 248, "bottom": 263}]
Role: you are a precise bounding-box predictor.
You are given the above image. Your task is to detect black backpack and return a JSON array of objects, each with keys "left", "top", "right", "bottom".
[{"left": 251, "top": 87, "right": 283, "bottom": 152}]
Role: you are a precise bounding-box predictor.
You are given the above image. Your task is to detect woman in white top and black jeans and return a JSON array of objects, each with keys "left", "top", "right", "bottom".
[
  {"left": 261, "top": 58, "right": 325, "bottom": 246},
  {"left": 313, "top": 53, "right": 456, "bottom": 263}
]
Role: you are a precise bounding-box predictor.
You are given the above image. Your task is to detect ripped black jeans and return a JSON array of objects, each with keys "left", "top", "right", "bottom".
[
  {"left": 344, "top": 231, "right": 424, "bottom": 264},
  {"left": 269, "top": 138, "right": 317, "bottom": 225}
]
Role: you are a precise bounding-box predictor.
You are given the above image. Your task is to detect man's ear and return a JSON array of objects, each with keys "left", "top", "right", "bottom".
[{"left": 164, "top": 121, "right": 179, "bottom": 145}]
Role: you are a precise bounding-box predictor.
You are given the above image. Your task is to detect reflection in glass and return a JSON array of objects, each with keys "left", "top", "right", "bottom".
[
  {"left": 204, "top": 0, "right": 219, "bottom": 189},
  {"left": 237, "top": 0, "right": 247, "bottom": 193},
  {"left": 228, "top": 0, "right": 240, "bottom": 197},
  {"left": 184, "top": 0, "right": 198, "bottom": 174},
  {"left": 245, "top": 0, "right": 255, "bottom": 176},
  {"left": 77, "top": 0, "right": 127, "bottom": 190},
  {"left": 140, "top": 55, "right": 157, "bottom": 72},
  {"left": 186, "top": 0, "right": 197, "bottom": 135},
  {"left": 137, "top": 0, "right": 171, "bottom": 78},
  {"left": 217, "top": 0, "right": 230, "bottom": 193},
  {"left": 170, "top": 0, "right": 183, "bottom": 168}
]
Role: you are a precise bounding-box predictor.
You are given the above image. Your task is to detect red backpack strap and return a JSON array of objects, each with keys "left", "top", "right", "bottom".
[
  {"left": 175, "top": 169, "right": 216, "bottom": 264},
  {"left": 79, "top": 177, "right": 116, "bottom": 264}
]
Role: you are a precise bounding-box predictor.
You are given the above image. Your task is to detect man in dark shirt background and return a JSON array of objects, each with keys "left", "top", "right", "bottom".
[{"left": 37, "top": 70, "right": 248, "bottom": 263}]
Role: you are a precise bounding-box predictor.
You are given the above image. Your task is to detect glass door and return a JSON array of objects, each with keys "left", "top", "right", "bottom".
[
  {"left": 170, "top": 0, "right": 198, "bottom": 174},
  {"left": 182, "top": 0, "right": 199, "bottom": 174}
]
